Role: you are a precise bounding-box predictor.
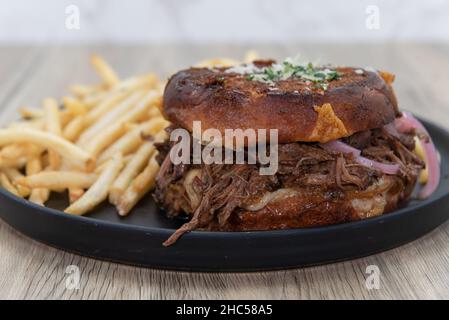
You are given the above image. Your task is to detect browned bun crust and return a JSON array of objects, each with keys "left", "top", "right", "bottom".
[
  {"left": 163, "top": 65, "right": 399, "bottom": 143},
  {"left": 210, "top": 176, "right": 408, "bottom": 232}
]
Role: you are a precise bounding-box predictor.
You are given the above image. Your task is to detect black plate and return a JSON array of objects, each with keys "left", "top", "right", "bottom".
[{"left": 1, "top": 118, "right": 448, "bottom": 272}]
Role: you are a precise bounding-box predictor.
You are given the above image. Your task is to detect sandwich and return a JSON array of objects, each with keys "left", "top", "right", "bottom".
[{"left": 153, "top": 58, "right": 440, "bottom": 246}]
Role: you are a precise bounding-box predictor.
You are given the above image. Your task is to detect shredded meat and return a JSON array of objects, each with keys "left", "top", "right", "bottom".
[{"left": 153, "top": 126, "right": 424, "bottom": 246}]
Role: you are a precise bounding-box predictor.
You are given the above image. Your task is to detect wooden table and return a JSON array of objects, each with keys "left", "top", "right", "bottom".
[{"left": 0, "top": 44, "right": 448, "bottom": 299}]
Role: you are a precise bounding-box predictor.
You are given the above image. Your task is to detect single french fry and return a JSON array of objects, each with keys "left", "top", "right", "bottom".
[
  {"left": 58, "top": 161, "right": 87, "bottom": 204},
  {"left": 91, "top": 54, "right": 120, "bottom": 87},
  {"left": 97, "top": 118, "right": 168, "bottom": 164},
  {"left": 414, "top": 136, "right": 429, "bottom": 184},
  {"left": 44, "top": 98, "right": 62, "bottom": 169},
  {"left": 3, "top": 168, "right": 31, "bottom": 197},
  {"left": 81, "top": 74, "right": 157, "bottom": 109},
  {"left": 82, "top": 91, "right": 108, "bottom": 108},
  {"left": 244, "top": 50, "right": 260, "bottom": 63},
  {"left": 8, "top": 119, "right": 45, "bottom": 130},
  {"left": 44, "top": 98, "right": 62, "bottom": 135},
  {"left": 63, "top": 97, "right": 88, "bottom": 116},
  {"left": 26, "top": 157, "right": 48, "bottom": 206},
  {"left": 113, "top": 73, "right": 159, "bottom": 92},
  {"left": 148, "top": 105, "right": 162, "bottom": 118},
  {"left": 81, "top": 90, "right": 130, "bottom": 128},
  {"left": 0, "top": 128, "right": 95, "bottom": 171},
  {"left": 0, "top": 172, "right": 21, "bottom": 197},
  {"left": 109, "top": 141, "right": 157, "bottom": 205},
  {"left": 65, "top": 153, "right": 124, "bottom": 215},
  {"left": 116, "top": 155, "right": 159, "bottom": 216},
  {"left": 69, "top": 188, "right": 84, "bottom": 203},
  {"left": 70, "top": 83, "right": 106, "bottom": 98},
  {"left": 195, "top": 57, "right": 239, "bottom": 68},
  {"left": 17, "top": 171, "right": 98, "bottom": 190},
  {"left": 0, "top": 156, "right": 27, "bottom": 169},
  {"left": 0, "top": 143, "right": 43, "bottom": 160},
  {"left": 84, "top": 91, "right": 159, "bottom": 156},
  {"left": 19, "top": 107, "right": 44, "bottom": 119},
  {"left": 77, "top": 91, "right": 145, "bottom": 144},
  {"left": 63, "top": 116, "right": 85, "bottom": 142}
]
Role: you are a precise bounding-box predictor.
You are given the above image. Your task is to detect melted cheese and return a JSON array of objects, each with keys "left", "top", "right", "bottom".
[
  {"left": 183, "top": 169, "right": 202, "bottom": 210},
  {"left": 242, "top": 188, "right": 299, "bottom": 211}
]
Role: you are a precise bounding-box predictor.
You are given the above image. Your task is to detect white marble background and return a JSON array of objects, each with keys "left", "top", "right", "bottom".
[{"left": 0, "top": 0, "right": 447, "bottom": 43}]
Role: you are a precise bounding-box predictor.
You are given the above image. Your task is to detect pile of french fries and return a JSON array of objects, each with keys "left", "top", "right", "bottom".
[
  {"left": 0, "top": 51, "right": 260, "bottom": 218},
  {"left": 0, "top": 54, "right": 169, "bottom": 217}
]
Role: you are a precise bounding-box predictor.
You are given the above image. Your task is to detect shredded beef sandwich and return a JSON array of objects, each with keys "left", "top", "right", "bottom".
[{"left": 153, "top": 58, "right": 438, "bottom": 246}]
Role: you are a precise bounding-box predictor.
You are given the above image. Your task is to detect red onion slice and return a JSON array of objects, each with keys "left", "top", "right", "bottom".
[
  {"left": 320, "top": 140, "right": 361, "bottom": 157},
  {"left": 355, "top": 156, "right": 400, "bottom": 175},
  {"left": 320, "top": 141, "right": 400, "bottom": 175},
  {"left": 395, "top": 112, "right": 440, "bottom": 199}
]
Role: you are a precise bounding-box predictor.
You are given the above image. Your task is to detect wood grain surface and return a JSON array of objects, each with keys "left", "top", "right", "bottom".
[{"left": 0, "top": 44, "right": 448, "bottom": 300}]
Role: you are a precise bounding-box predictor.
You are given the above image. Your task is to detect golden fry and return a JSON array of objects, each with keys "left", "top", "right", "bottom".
[
  {"left": 78, "top": 91, "right": 144, "bottom": 144},
  {"left": 244, "top": 50, "right": 260, "bottom": 63},
  {"left": 0, "top": 172, "right": 21, "bottom": 197},
  {"left": 69, "top": 188, "right": 84, "bottom": 204},
  {"left": 195, "top": 57, "right": 239, "bottom": 68},
  {"left": 63, "top": 116, "right": 85, "bottom": 142},
  {"left": 0, "top": 128, "right": 95, "bottom": 171},
  {"left": 63, "top": 96, "right": 88, "bottom": 115},
  {"left": 65, "top": 153, "right": 124, "bottom": 215},
  {"left": 109, "top": 141, "right": 157, "bottom": 205},
  {"left": 97, "top": 118, "right": 168, "bottom": 164},
  {"left": 82, "top": 90, "right": 130, "bottom": 128},
  {"left": 0, "top": 156, "right": 27, "bottom": 169},
  {"left": 44, "top": 98, "right": 62, "bottom": 169},
  {"left": 0, "top": 143, "right": 43, "bottom": 160},
  {"left": 17, "top": 171, "right": 98, "bottom": 190},
  {"left": 3, "top": 168, "right": 31, "bottom": 197},
  {"left": 84, "top": 91, "right": 159, "bottom": 156},
  {"left": 91, "top": 54, "right": 120, "bottom": 87},
  {"left": 19, "top": 107, "right": 44, "bottom": 119},
  {"left": 116, "top": 155, "right": 159, "bottom": 216},
  {"left": 70, "top": 83, "right": 106, "bottom": 98}
]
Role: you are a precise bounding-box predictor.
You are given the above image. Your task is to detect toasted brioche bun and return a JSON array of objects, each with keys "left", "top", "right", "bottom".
[{"left": 163, "top": 65, "right": 399, "bottom": 143}]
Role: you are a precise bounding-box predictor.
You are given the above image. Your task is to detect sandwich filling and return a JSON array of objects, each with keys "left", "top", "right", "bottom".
[{"left": 154, "top": 123, "right": 425, "bottom": 246}]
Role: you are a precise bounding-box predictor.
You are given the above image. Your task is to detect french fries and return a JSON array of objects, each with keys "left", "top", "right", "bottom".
[
  {"left": 0, "top": 172, "right": 20, "bottom": 197},
  {"left": 63, "top": 116, "right": 85, "bottom": 141},
  {"left": 3, "top": 168, "right": 31, "bottom": 197},
  {"left": 19, "top": 107, "right": 45, "bottom": 119},
  {"left": 84, "top": 90, "right": 159, "bottom": 156},
  {"left": 0, "top": 144, "right": 43, "bottom": 160},
  {"left": 195, "top": 57, "right": 240, "bottom": 68},
  {"left": 70, "top": 83, "right": 106, "bottom": 98},
  {"left": 65, "top": 153, "right": 124, "bottom": 215},
  {"left": 77, "top": 91, "right": 145, "bottom": 144},
  {"left": 44, "top": 98, "right": 62, "bottom": 169},
  {"left": 17, "top": 171, "right": 98, "bottom": 190},
  {"left": 97, "top": 117, "right": 168, "bottom": 164},
  {"left": 109, "top": 141, "right": 157, "bottom": 205},
  {"left": 63, "top": 97, "right": 88, "bottom": 116},
  {"left": 116, "top": 155, "right": 160, "bottom": 216},
  {"left": 26, "top": 156, "right": 50, "bottom": 206},
  {"left": 91, "top": 54, "right": 120, "bottom": 87},
  {"left": 0, "top": 128, "right": 95, "bottom": 171},
  {"left": 0, "top": 52, "right": 262, "bottom": 219},
  {"left": 69, "top": 188, "right": 84, "bottom": 204}
]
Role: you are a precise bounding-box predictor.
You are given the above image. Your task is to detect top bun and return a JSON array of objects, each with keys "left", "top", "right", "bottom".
[{"left": 162, "top": 61, "right": 399, "bottom": 143}]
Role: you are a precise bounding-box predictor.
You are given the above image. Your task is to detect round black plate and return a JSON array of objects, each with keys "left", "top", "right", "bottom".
[{"left": 1, "top": 118, "right": 448, "bottom": 272}]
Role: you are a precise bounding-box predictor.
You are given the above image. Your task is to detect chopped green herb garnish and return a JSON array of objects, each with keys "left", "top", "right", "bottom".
[{"left": 244, "top": 57, "right": 341, "bottom": 90}]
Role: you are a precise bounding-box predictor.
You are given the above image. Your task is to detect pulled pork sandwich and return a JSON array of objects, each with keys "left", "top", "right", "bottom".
[{"left": 154, "top": 58, "right": 440, "bottom": 246}]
